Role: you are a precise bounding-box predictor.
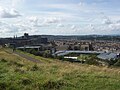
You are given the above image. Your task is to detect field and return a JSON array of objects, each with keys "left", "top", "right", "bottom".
[{"left": 0, "top": 48, "right": 120, "bottom": 90}]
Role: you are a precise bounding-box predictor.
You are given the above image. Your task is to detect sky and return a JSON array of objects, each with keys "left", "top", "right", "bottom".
[{"left": 0, "top": 0, "right": 120, "bottom": 37}]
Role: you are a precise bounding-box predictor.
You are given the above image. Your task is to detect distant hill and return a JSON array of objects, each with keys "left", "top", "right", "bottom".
[{"left": 40, "top": 35, "right": 120, "bottom": 41}]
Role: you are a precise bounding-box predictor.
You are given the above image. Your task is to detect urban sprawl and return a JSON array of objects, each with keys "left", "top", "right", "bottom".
[{"left": 0, "top": 33, "right": 120, "bottom": 66}]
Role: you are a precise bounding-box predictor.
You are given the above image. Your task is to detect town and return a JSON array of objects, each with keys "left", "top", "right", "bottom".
[
  {"left": 0, "top": 33, "right": 120, "bottom": 66},
  {"left": 1, "top": 0, "right": 120, "bottom": 89}
]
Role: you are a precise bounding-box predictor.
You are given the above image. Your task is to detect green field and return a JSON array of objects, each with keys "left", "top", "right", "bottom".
[{"left": 0, "top": 48, "right": 120, "bottom": 90}]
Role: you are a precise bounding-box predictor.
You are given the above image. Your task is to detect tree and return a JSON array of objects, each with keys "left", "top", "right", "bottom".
[
  {"left": 67, "top": 45, "right": 73, "bottom": 50},
  {"left": 74, "top": 46, "right": 79, "bottom": 50},
  {"left": 43, "top": 50, "right": 51, "bottom": 58}
]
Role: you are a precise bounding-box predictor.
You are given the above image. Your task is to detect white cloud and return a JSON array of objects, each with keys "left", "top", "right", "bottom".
[
  {"left": 71, "top": 25, "right": 76, "bottom": 29},
  {"left": 0, "top": 7, "right": 21, "bottom": 18},
  {"left": 78, "top": 1, "right": 85, "bottom": 6},
  {"left": 0, "top": 0, "right": 120, "bottom": 37},
  {"left": 101, "top": 13, "right": 112, "bottom": 25},
  {"left": 99, "top": 13, "right": 120, "bottom": 33},
  {"left": 108, "top": 22, "right": 120, "bottom": 31},
  {"left": 43, "top": 17, "right": 61, "bottom": 24},
  {"left": 12, "top": 0, "right": 25, "bottom": 8},
  {"left": 28, "top": 16, "right": 38, "bottom": 22},
  {"left": 57, "top": 23, "right": 64, "bottom": 27},
  {"left": 102, "top": 19, "right": 112, "bottom": 25}
]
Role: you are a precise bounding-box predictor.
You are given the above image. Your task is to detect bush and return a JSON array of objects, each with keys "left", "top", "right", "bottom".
[
  {"left": 99, "top": 59, "right": 119, "bottom": 67},
  {"left": 0, "top": 59, "right": 7, "bottom": 63},
  {"left": 0, "top": 82, "right": 7, "bottom": 90},
  {"left": 14, "top": 68, "right": 25, "bottom": 73},
  {"left": 113, "top": 59, "right": 120, "bottom": 66},
  {"left": 20, "top": 77, "right": 32, "bottom": 85},
  {"left": 42, "top": 80, "right": 66, "bottom": 90},
  {"left": 26, "top": 49, "right": 37, "bottom": 55},
  {"left": 43, "top": 50, "right": 52, "bottom": 58},
  {"left": 30, "top": 64, "right": 39, "bottom": 71},
  {"left": 85, "top": 59, "right": 100, "bottom": 66},
  {"left": 57, "top": 56, "right": 64, "bottom": 60},
  {"left": 8, "top": 61, "right": 24, "bottom": 67}
]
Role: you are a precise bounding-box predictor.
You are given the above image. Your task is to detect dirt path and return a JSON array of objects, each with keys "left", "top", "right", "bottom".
[
  {"left": 14, "top": 51, "right": 43, "bottom": 63},
  {"left": 9, "top": 51, "right": 43, "bottom": 63},
  {"left": 3, "top": 48, "right": 43, "bottom": 63}
]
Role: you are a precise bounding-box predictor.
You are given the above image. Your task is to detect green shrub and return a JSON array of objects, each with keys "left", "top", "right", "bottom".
[
  {"left": 26, "top": 49, "right": 37, "bottom": 55},
  {"left": 42, "top": 80, "right": 66, "bottom": 90},
  {"left": 30, "top": 64, "right": 39, "bottom": 71},
  {"left": 14, "top": 68, "right": 25, "bottom": 73},
  {"left": 9, "top": 61, "right": 24, "bottom": 67},
  {"left": 43, "top": 50, "right": 52, "bottom": 58},
  {"left": 0, "top": 82, "right": 7, "bottom": 90},
  {"left": 0, "top": 59, "right": 7, "bottom": 63},
  {"left": 85, "top": 59, "right": 100, "bottom": 66},
  {"left": 14, "top": 62, "right": 24, "bottom": 67},
  {"left": 57, "top": 56, "right": 64, "bottom": 60},
  {"left": 20, "top": 77, "right": 32, "bottom": 85},
  {"left": 113, "top": 59, "right": 120, "bottom": 66}
]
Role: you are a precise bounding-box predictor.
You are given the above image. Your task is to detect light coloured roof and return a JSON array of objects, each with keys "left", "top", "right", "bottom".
[
  {"left": 97, "top": 53, "right": 117, "bottom": 60},
  {"left": 17, "top": 46, "right": 41, "bottom": 49},
  {"left": 64, "top": 57, "right": 78, "bottom": 59},
  {"left": 55, "top": 50, "right": 104, "bottom": 56}
]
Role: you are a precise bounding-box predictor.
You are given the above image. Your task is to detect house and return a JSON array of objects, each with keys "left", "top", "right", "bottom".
[
  {"left": 80, "top": 44, "right": 94, "bottom": 51},
  {"left": 56, "top": 45, "right": 69, "bottom": 51}
]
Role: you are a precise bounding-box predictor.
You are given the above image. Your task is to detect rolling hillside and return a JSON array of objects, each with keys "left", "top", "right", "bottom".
[{"left": 0, "top": 48, "right": 120, "bottom": 90}]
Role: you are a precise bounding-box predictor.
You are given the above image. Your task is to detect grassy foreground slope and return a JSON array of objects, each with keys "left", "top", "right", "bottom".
[{"left": 0, "top": 48, "right": 120, "bottom": 90}]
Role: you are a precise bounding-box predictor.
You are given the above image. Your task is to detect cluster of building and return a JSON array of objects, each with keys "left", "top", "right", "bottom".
[
  {"left": 53, "top": 40, "right": 120, "bottom": 60},
  {"left": 0, "top": 33, "right": 48, "bottom": 47},
  {"left": 54, "top": 40, "right": 120, "bottom": 53},
  {"left": 0, "top": 33, "right": 120, "bottom": 60},
  {"left": 54, "top": 40, "right": 94, "bottom": 51}
]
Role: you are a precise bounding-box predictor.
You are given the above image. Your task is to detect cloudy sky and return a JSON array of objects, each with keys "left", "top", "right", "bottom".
[{"left": 0, "top": 0, "right": 120, "bottom": 37}]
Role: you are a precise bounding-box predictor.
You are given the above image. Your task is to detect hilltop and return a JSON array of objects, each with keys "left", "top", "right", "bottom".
[{"left": 0, "top": 48, "right": 120, "bottom": 90}]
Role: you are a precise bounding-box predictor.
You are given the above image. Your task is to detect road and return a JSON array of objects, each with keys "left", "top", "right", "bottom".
[{"left": 14, "top": 51, "right": 42, "bottom": 63}]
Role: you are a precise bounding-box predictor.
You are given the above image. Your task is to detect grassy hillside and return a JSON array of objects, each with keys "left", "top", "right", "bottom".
[{"left": 0, "top": 48, "right": 120, "bottom": 90}]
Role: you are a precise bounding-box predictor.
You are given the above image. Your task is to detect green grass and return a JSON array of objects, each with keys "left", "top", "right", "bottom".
[
  {"left": 0, "top": 48, "right": 120, "bottom": 90},
  {"left": 16, "top": 49, "right": 57, "bottom": 63}
]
